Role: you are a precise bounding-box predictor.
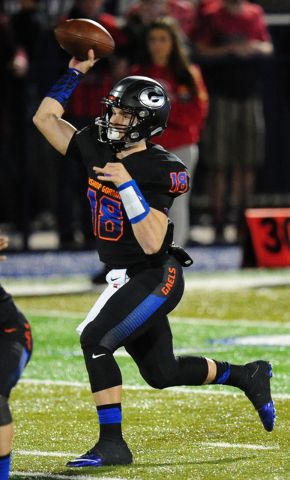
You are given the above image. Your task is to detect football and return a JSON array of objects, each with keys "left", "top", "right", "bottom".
[{"left": 54, "top": 18, "right": 115, "bottom": 61}]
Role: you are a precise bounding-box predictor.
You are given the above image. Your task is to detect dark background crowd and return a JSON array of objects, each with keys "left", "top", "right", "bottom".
[{"left": 0, "top": 0, "right": 290, "bottom": 251}]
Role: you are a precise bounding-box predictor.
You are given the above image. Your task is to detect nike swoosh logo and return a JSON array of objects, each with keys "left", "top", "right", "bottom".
[
  {"left": 111, "top": 277, "right": 120, "bottom": 282},
  {"left": 250, "top": 365, "right": 260, "bottom": 378},
  {"left": 92, "top": 353, "right": 106, "bottom": 359},
  {"left": 4, "top": 328, "right": 17, "bottom": 333}
]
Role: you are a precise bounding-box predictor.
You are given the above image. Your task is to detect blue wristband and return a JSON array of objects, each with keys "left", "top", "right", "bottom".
[
  {"left": 118, "top": 180, "right": 150, "bottom": 224},
  {"left": 46, "top": 68, "right": 84, "bottom": 108}
]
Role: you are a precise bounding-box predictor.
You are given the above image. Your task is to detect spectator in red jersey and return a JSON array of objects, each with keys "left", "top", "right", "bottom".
[
  {"left": 131, "top": 16, "right": 208, "bottom": 247},
  {"left": 192, "top": 0, "right": 274, "bottom": 243},
  {"left": 123, "top": 0, "right": 196, "bottom": 64},
  {"left": 55, "top": 0, "right": 130, "bottom": 250}
]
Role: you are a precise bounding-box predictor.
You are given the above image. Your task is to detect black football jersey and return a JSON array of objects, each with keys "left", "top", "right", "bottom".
[
  {"left": 0, "top": 284, "right": 12, "bottom": 324},
  {"left": 66, "top": 125, "right": 190, "bottom": 267},
  {"left": 0, "top": 283, "right": 22, "bottom": 326}
]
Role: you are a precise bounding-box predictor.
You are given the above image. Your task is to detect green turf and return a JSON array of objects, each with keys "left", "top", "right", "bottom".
[
  {"left": 11, "top": 385, "right": 288, "bottom": 480},
  {"left": 7, "top": 280, "right": 290, "bottom": 479}
]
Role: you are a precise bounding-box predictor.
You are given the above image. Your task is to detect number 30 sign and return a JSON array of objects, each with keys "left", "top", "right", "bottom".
[{"left": 245, "top": 208, "right": 290, "bottom": 267}]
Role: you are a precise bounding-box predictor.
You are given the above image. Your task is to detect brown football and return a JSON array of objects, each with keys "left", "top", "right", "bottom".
[{"left": 54, "top": 18, "right": 115, "bottom": 61}]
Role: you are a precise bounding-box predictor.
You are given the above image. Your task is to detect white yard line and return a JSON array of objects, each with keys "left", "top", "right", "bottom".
[
  {"left": 12, "top": 472, "right": 121, "bottom": 480},
  {"left": 4, "top": 269, "right": 290, "bottom": 296},
  {"left": 169, "top": 316, "right": 290, "bottom": 328},
  {"left": 197, "top": 442, "right": 277, "bottom": 450},
  {"left": 185, "top": 274, "right": 290, "bottom": 290},
  {"left": 16, "top": 451, "right": 74, "bottom": 457},
  {"left": 14, "top": 442, "right": 276, "bottom": 463},
  {"left": 23, "top": 310, "right": 290, "bottom": 329},
  {"left": 6, "top": 282, "right": 94, "bottom": 297},
  {"left": 19, "top": 378, "right": 290, "bottom": 400},
  {"left": 24, "top": 309, "right": 87, "bottom": 319}
]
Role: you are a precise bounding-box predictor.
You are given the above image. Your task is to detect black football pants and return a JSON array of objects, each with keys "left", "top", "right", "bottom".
[
  {"left": 81, "top": 254, "right": 208, "bottom": 392},
  {"left": 0, "top": 285, "right": 33, "bottom": 397}
]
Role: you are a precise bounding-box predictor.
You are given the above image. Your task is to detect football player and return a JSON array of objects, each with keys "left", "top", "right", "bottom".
[
  {"left": 0, "top": 233, "right": 33, "bottom": 480},
  {"left": 33, "top": 49, "right": 275, "bottom": 468}
]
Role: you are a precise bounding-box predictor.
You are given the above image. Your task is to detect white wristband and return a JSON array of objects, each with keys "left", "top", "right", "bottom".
[{"left": 118, "top": 180, "right": 150, "bottom": 224}]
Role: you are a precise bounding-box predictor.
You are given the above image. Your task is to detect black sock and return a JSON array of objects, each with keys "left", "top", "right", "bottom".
[
  {"left": 213, "top": 360, "right": 247, "bottom": 390},
  {"left": 97, "top": 403, "right": 122, "bottom": 439}
]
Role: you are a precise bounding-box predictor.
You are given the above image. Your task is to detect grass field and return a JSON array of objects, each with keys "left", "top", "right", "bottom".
[{"left": 6, "top": 271, "right": 290, "bottom": 480}]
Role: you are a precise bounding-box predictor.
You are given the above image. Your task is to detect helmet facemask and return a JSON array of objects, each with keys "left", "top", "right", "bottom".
[{"left": 96, "top": 101, "right": 157, "bottom": 151}]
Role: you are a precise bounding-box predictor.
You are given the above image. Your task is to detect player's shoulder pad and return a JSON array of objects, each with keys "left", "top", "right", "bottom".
[
  {"left": 145, "top": 143, "right": 190, "bottom": 193},
  {"left": 75, "top": 123, "right": 111, "bottom": 152},
  {"left": 148, "top": 143, "right": 186, "bottom": 168}
]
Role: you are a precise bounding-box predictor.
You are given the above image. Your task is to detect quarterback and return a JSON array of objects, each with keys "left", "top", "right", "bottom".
[{"left": 33, "top": 49, "right": 275, "bottom": 468}]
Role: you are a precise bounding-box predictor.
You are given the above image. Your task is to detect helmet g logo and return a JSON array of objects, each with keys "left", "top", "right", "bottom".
[{"left": 139, "top": 87, "right": 166, "bottom": 108}]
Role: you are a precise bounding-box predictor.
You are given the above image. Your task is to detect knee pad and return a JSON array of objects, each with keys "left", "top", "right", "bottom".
[
  {"left": 0, "top": 396, "right": 12, "bottom": 426},
  {"left": 177, "top": 355, "right": 209, "bottom": 385},
  {"left": 139, "top": 355, "right": 209, "bottom": 389},
  {"left": 82, "top": 345, "right": 122, "bottom": 393},
  {"left": 138, "top": 365, "right": 174, "bottom": 390}
]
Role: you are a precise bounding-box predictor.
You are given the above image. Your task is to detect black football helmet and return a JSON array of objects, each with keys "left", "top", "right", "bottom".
[{"left": 95, "top": 76, "right": 171, "bottom": 151}]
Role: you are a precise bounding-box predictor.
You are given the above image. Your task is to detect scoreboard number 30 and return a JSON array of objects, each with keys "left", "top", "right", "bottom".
[{"left": 245, "top": 209, "right": 290, "bottom": 267}]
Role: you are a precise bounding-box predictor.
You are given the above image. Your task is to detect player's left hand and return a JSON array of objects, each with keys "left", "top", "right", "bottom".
[
  {"left": 0, "top": 231, "right": 9, "bottom": 261},
  {"left": 93, "top": 163, "right": 132, "bottom": 187}
]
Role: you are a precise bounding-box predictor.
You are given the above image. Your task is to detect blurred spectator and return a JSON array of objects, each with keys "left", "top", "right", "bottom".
[
  {"left": 5, "top": 0, "right": 48, "bottom": 242},
  {"left": 9, "top": 0, "right": 44, "bottom": 71},
  {"left": 131, "top": 17, "right": 208, "bottom": 247},
  {"left": 104, "top": 0, "right": 120, "bottom": 15},
  {"left": 0, "top": 14, "right": 17, "bottom": 226},
  {"left": 0, "top": 14, "right": 16, "bottom": 94},
  {"left": 63, "top": 0, "right": 129, "bottom": 48},
  {"left": 54, "top": 0, "right": 130, "bottom": 249},
  {"left": 123, "top": 0, "right": 196, "bottom": 64},
  {"left": 192, "top": 0, "right": 274, "bottom": 243}
]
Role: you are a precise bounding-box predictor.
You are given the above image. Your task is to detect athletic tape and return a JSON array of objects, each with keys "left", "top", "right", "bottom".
[{"left": 118, "top": 180, "right": 150, "bottom": 224}]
